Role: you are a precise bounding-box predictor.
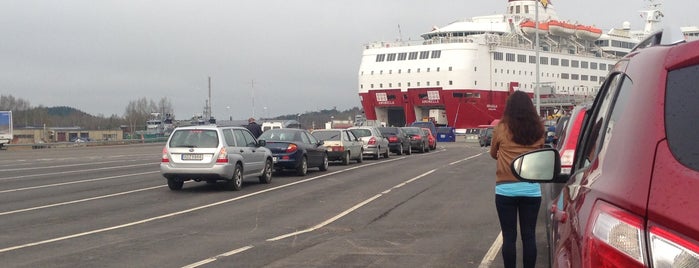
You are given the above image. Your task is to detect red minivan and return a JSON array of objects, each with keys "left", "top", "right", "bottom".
[{"left": 511, "top": 32, "right": 699, "bottom": 267}]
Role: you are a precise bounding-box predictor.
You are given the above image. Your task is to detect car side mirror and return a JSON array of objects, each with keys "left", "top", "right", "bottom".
[
  {"left": 257, "top": 139, "right": 266, "bottom": 147},
  {"left": 510, "top": 148, "right": 566, "bottom": 183},
  {"left": 317, "top": 140, "right": 324, "bottom": 146}
]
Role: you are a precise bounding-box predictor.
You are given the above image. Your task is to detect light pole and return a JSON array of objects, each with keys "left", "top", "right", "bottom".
[{"left": 226, "top": 106, "right": 231, "bottom": 121}]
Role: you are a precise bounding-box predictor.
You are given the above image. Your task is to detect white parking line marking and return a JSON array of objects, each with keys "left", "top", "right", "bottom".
[
  {"left": 182, "top": 161, "right": 446, "bottom": 267},
  {"left": 480, "top": 232, "right": 502, "bottom": 268},
  {"left": 0, "top": 159, "right": 147, "bottom": 172},
  {"left": 0, "top": 163, "right": 158, "bottom": 181},
  {"left": 181, "top": 246, "right": 254, "bottom": 268},
  {"left": 0, "top": 171, "right": 160, "bottom": 194},
  {"left": 449, "top": 152, "right": 483, "bottom": 165},
  {"left": 0, "top": 183, "right": 163, "bottom": 216},
  {"left": 0, "top": 159, "right": 396, "bottom": 254}
]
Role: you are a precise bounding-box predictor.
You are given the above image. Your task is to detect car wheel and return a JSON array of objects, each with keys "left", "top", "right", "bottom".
[
  {"left": 420, "top": 143, "right": 426, "bottom": 153},
  {"left": 373, "top": 151, "right": 380, "bottom": 160},
  {"left": 227, "top": 164, "right": 243, "bottom": 191},
  {"left": 167, "top": 178, "right": 184, "bottom": 191},
  {"left": 406, "top": 145, "right": 412, "bottom": 155},
  {"left": 319, "top": 153, "right": 329, "bottom": 171},
  {"left": 296, "top": 156, "right": 308, "bottom": 176},
  {"left": 357, "top": 150, "right": 363, "bottom": 163},
  {"left": 258, "top": 158, "right": 273, "bottom": 184},
  {"left": 342, "top": 151, "right": 350, "bottom": 165},
  {"left": 397, "top": 144, "right": 403, "bottom": 155},
  {"left": 383, "top": 147, "right": 389, "bottom": 158}
]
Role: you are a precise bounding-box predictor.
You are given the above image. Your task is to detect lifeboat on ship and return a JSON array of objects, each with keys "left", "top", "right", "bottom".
[
  {"left": 520, "top": 20, "right": 549, "bottom": 37},
  {"left": 574, "top": 24, "right": 602, "bottom": 41},
  {"left": 548, "top": 20, "right": 575, "bottom": 37}
]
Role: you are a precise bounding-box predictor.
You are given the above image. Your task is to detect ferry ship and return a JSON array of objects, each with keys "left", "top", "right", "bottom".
[{"left": 357, "top": 0, "right": 664, "bottom": 130}]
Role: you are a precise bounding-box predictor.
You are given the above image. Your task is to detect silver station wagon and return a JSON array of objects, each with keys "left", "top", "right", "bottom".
[{"left": 160, "top": 125, "right": 274, "bottom": 191}]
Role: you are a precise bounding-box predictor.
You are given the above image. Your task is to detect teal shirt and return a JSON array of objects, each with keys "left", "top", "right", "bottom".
[{"left": 496, "top": 182, "right": 541, "bottom": 197}]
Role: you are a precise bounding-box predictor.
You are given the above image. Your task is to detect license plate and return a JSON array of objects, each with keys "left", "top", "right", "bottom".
[
  {"left": 181, "top": 154, "right": 203, "bottom": 160},
  {"left": 272, "top": 156, "right": 278, "bottom": 163}
]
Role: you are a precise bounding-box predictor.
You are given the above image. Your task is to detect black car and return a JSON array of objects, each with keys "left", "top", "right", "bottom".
[
  {"left": 478, "top": 127, "right": 493, "bottom": 147},
  {"left": 377, "top": 127, "right": 412, "bottom": 155},
  {"left": 401, "top": 126, "right": 429, "bottom": 153},
  {"left": 258, "top": 128, "right": 328, "bottom": 176}
]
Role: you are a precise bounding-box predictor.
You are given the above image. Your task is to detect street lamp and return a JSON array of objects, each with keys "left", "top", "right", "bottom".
[{"left": 226, "top": 106, "right": 231, "bottom": 121}]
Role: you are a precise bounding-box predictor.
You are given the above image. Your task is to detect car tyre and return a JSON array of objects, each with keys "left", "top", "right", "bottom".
[
  {"left": 383, "top": 147, "right": 389, "bottom": 158},
  {"left": 227, "top": 164, "right": 243, "bottom": 191},
  {"left": 296, "top": 156, "right": 308, "bottom": 176},
  {"left": 397, "top": 144, "right": 403, "bottom": 155},
  {"left": 319, "top": 153, "right": 329, "bottom": 171},
  {"left": 167, "top": 178, "right": 184, "bottom": 191},
  {"left": 258, "top": 159, "right": 273, "bottom": 184},
  {"left": 420, "top": 143, "right": 427, "bottom": 153},
  {"left": 406, "top": 145, "right": 412, "bottom": 155},
  {"left": 356, "top": 151, "right": 363, "bottom": 163},
  {"left": 342, "top": 151, "right": 350, "bottom": 165}
]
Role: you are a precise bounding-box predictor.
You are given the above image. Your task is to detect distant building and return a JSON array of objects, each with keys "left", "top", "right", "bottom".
[{"left": 13, "top": 127, "right": 123, "bottom": 144}]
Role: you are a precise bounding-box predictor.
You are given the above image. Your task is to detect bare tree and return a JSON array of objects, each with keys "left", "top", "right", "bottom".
[{"left": 0, "top": 94, "right": 31, "bottom": 111}]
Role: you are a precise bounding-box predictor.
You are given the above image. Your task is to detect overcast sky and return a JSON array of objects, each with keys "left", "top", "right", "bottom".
[{"left": 1, "top": 0, "right": 694, "bottom": 120}]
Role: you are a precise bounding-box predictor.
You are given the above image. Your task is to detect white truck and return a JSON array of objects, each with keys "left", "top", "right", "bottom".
[{"left": 0, "top": 111, "right": 12, "bottom": 149}]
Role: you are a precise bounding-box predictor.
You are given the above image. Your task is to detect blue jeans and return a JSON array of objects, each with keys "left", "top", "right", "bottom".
[{"left": 495, "top": 194, "right": 541, "bottom": 268}]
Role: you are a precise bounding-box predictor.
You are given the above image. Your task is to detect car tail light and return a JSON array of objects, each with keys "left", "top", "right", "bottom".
[
  {"left": 388, "top": 136, "right": 399, "bottom": 143},
  {"left": 648, "top": 226, "right": 699, "bottom": 267},
  {"left": 216, "top": 147, "right": 228, "bottom": 163},
  {"left": 285, "top": 143, "right": 298, "bottom": 153},
  {"left": 411, "top": 135, "right": 422, "bottom": 140},
  {"left": 161, "top": 147, "right": 169, "bottom": 163},
  {"left": 585, "top": 201, "right": 646, "bottom": 268},
  {"left": 367, "top": 137, "right": 377, "bottom": 145},
  {"left": 330, "top": 146, "right": 344, "bottom": 152}
]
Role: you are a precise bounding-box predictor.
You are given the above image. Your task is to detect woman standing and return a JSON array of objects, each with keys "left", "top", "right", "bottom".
[{"left": 489, "top": 91, "right": 545, "bottom": 268}]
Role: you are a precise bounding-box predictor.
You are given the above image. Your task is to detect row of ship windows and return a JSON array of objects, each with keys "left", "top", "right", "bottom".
[
  {"left": 494, "top": 68, "right": 605, "bottom": 82},
  {"left": 362, "top": 66, "right": 453, "bottom": 76},
  {"left": 380, "top": 92, "right": 485, "bottom": 101},
  {"left": 375, "top": 50, "right": 442, "bottom": 62},
  {"left": 360, "top": 72, "right": 605, "bottom": 90},
  {"left": 362, "top": 80, "right": 453, "bottom": 89},
  {"left": 493, "top": 52, "right": 615, "bottom": 70}
]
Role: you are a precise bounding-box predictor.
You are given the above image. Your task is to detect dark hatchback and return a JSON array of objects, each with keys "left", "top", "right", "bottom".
[
  {"left": 258, "top": 128, "right": 328, "bottom": 176},
  {"left": 401, "top": 126, "right": 429, "bottom": 153},
  {"left": 377, "top": 126, "right": 412, "bottom": 155},
  {"left": 512, "top": 32, "right": 699, "bottom": 267}
]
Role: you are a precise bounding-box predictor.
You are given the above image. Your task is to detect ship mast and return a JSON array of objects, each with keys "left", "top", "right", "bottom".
[
  {"left": 641, "top": 0, "right": 663, "bottom": 35},
  {"left": 535, "top": 0, "right": 542, "bottom": 115}
]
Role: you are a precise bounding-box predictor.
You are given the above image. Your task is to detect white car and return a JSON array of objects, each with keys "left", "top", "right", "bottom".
[{"left": 348, "top": 126, "right": 390, "bottom": 160}]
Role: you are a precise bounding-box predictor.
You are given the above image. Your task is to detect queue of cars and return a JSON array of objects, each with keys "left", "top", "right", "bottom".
[
  {"left": 512, "top": 31, "right": 699, "bottom": 267},
  {"left": 160, "top": 124, "right": 441, "bottom": 191}
]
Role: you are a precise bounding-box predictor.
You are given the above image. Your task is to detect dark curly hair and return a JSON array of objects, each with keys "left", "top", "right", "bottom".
[{"left": 501, "top": 91, "right": 544, "bottom": 145}]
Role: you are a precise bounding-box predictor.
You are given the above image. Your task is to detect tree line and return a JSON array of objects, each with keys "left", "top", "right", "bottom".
[
  {"left": 1, "top": 94, "right": 172, "bottom": 130},
  {"left": 1, "top": 94, "right": 363, "bottom": 131}
]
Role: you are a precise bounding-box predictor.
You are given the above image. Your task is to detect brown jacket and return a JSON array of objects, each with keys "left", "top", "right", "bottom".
[{"left": 489, "top": 122, "right": 545, "bottom": 184}]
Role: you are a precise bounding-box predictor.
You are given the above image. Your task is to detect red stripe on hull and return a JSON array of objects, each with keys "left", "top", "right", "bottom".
[{"left": 359, "top": 88, "right": 517, "bottom": 129}]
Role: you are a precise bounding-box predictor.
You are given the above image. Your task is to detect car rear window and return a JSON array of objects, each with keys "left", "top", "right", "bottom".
[
  {"left": 313, "top": 131, "right": 341, "bottom": 141},
  {"left": 666, "top": 63, "right": 699, "bottom": 171},
  {"left": 169, "top": 129, "right": 219, "bottom": 148},
  {"left": 351, "top": 129, "right": 372, "bottom": 137},
  {"left": 378, "top": 127, "right": 398, "bottom": 135}
]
